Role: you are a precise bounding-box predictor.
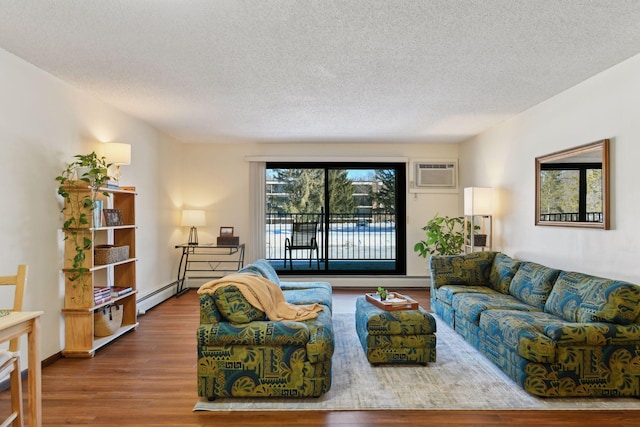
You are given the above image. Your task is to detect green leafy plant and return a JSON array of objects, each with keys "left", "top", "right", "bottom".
[
  {"left": 377, "top": 286, "right": 389, "bottom": 300},
  {"left": 413, "top": 214, "right": 465, "bottom": 257},
  {"left": 55, "top": 152, "right": 111, "bottom": 304},
  {"left": 466, "top": 220, "right": 482, "bottom": 245}
]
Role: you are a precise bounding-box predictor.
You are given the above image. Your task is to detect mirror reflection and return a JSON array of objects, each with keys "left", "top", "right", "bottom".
[{"left": 535, "top": 139, "right": 609, "bottom": 229}]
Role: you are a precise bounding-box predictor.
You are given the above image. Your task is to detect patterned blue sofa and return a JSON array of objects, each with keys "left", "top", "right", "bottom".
[
  {"left": 197, "top": 259, "right": 334, "bottom": 400},
  {"left": 430, "top": 251, "right": 640, "bottom": 397}
]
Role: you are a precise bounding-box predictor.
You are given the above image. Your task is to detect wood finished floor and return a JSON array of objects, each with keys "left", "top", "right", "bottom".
[{"left": 2, "top": 288, "right": 640, "bottom": 426}]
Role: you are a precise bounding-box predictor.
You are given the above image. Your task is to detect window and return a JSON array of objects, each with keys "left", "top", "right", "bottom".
[{"left": 265, "top": 162, "right": 406, "bottom": 275}]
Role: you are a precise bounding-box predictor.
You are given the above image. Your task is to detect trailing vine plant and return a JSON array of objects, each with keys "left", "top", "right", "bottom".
[{"left": 56, "top": 152, "right": 111, "bottom": 304}]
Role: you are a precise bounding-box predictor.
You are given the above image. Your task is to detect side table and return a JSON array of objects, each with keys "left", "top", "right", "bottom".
[{"left": 174, "top": 243, "right": 245, "bottom": 296}]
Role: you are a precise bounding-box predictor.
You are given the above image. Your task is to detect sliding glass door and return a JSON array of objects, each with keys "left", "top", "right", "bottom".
[{"left": 266, "top": 162, "right": 406, "bottom": 275}]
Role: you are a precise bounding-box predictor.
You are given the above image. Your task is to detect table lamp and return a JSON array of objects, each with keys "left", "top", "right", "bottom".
[
  {"left": 104, "top": 142, "right": 131, "bottom": 184},
  {"left": 181, "top": 209, "right": 206, "bottom": 245}
]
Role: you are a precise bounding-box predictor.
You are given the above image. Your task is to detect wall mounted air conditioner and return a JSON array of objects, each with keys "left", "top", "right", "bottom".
[{"left": 415, "top": 161, "right": 457, "bottom": 188}]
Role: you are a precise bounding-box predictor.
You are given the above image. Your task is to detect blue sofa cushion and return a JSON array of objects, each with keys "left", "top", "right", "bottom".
[
  {"left": 579, "top": 279, "right": 640, "bottom": 324},
  {"left": 489, "top": 253, "right": 521, "bottom": 294},
  {"left": 213, "top": 285, "right": 266, "bottom": 324},
  {"left": 283, "top": 287, "right": 333, "bottom": 309},
  {"left": 453, "top": 292, "right": 538, "bottom": 325},
  {"left": 509, "top": 261, "right": 560, "bottom": 310},
  {"left": 436, "top": 284, "right": 499, "bottom": 306},
  {"left": 545, "top": 271, "right": 640, "bottom": 325},
  {"left": 545, "top": 271, "right": 584, "bottom": 322},
  {"left": 238, "top": 259, "right": 281, "bottom": 285},
  {"left": 430, "top": 252, "right": 496, "bottom": 288},
  {"left": 480, "top": 309, "right": 558, "bottom": 363}
]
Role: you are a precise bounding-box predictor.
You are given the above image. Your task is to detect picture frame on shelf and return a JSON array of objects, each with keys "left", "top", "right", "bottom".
[
  {"left": 103, "top": 208, "right": 124, "bottom": 226},
  {"left": 220, "top": 226, "right": 234, "bottom": 237}
]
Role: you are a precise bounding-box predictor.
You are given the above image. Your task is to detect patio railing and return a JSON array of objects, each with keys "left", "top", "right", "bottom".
[
  {"left": 539, "top": 212, "right": 603, "bottom": 222},
  {"left": 266, "top": 212, "right": 396, "bottom": 261}
]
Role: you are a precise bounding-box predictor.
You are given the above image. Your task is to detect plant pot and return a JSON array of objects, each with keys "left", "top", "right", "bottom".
[{"left": 473, "top": 234, "right": 487, "bottom": 247}]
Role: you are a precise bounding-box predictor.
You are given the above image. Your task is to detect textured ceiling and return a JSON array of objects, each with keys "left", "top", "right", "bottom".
[{"left": 1, "top": 1, "right": 640, "bottom": 144}]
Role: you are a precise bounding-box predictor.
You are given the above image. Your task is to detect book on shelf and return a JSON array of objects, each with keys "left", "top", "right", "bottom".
[
  {"left": 105, "top": 180, "right": 120, "bottom": 189},
  {"left": 94, "top": 295, "right": 112, "bottom": 305},
  {"left": 111, "top": 286, "right": 133, "bottom": 297},
  {"left": 94, "top": 287, "right": 112, "bottom": 304},
  {"left": 94, "top": 287, "right": 111, "bottom": 297}
]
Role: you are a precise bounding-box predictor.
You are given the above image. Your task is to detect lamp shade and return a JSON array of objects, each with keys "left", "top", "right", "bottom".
[
  {"left": 104, "top": 143, "right": 131, "bottom": 165},
  {"left": 464, "top": 187, "right": 493, "bottom": 216},
  {"left": 181, "top": 209, "right": 206, "bottom": 227}
]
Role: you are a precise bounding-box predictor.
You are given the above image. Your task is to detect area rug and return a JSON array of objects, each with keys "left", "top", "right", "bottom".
[{"left": 194, "top": 313, "right": 640, "bottom": 411}]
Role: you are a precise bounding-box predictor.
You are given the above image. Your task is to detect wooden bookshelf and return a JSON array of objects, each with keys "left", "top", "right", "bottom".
[{"left": 61, "top": 186, "right": 138, "bottom": 357}]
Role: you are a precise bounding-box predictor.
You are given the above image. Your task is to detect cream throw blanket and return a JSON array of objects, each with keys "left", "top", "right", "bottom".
[{"left": 197, "top": 273, "right": 323, "bottom": 321}]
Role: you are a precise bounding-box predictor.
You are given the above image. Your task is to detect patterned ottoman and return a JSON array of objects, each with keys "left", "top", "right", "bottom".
[{"left": 355, "top": 295, "right": 437, "bottom": 365}]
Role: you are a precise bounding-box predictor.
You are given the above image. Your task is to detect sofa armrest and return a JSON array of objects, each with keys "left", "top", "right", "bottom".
[
  {"left": 305, "top": 310, "right": 334, "bottom": 363},
  {"left": 199, "top": 294, "right": 222, "bottom": 324},
  {"left": 198, "top": 320, "right": 310, "bottom": 347},
  {"left": 544, "top": 322, "right": 640, "bottom": 345},
  {"left": 429, "top": 252, "right": 496, "bottom": 289}
]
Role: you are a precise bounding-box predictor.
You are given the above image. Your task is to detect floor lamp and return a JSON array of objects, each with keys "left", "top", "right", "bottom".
[{"left": 464, "top": 187, "right": 493, "bottom": 249}]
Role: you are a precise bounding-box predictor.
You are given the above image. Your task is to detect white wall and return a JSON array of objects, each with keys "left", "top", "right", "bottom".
[
  {"left": 460, "top": 52, "right": 640, "bottom": 284},
  {"left": 180, "top": 142, "right": 461, "bottom": 280},
  {"left": 0, "top": 48, "right": 183, "bottom": 361}
]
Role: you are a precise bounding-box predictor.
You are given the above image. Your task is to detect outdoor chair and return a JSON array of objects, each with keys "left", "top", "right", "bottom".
[
  {"left": 284, "top": 222, "right": 320, "bottom": 270},
  {"left": 0, "top": 264, "right": 27, "bottom": 427}
]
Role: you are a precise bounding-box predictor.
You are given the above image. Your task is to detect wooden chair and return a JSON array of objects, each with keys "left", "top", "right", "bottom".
[
  {"left": 0, "top": 264, "right": 27, "bottom": 427},
  {"left": 284, "top": 222, "right": 320, "bottom": 270}
]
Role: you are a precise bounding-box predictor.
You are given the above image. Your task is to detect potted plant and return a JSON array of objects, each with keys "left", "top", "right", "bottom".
[
  {"left": 56, "top": 152, "right": 111, "bottom": 303},
  {"left": 413, "top": 214, "right": 465, "bottom": 258},
  {"left": 466, "top": 219, "right": 485, "bottom": 246},
  {"left": 473, "top": 233, "right": 487, "bottom": 247},
  {"left": 377, "top": 286, "right": 389, "bottom": 301}
]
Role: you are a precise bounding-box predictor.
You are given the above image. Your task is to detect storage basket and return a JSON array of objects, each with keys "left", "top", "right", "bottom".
[
  {"left": 94, "top": 245, "right": 129, "bottom": 265},
  {"left": 94, "top": 304, "right": 123, "bottom": 337}
]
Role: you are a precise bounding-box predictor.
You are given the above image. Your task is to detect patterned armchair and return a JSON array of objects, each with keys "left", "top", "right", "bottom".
[
  {"left": 197, "top": 260, "right": 333, "bottom": 400},
  {"left": 430, "top": 252, "right": 640, "bottom": 397}
]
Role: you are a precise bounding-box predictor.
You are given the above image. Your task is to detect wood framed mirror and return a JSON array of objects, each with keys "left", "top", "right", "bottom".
[{"left": 535, "top": 139, "right": 610, "bottom": 229}]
